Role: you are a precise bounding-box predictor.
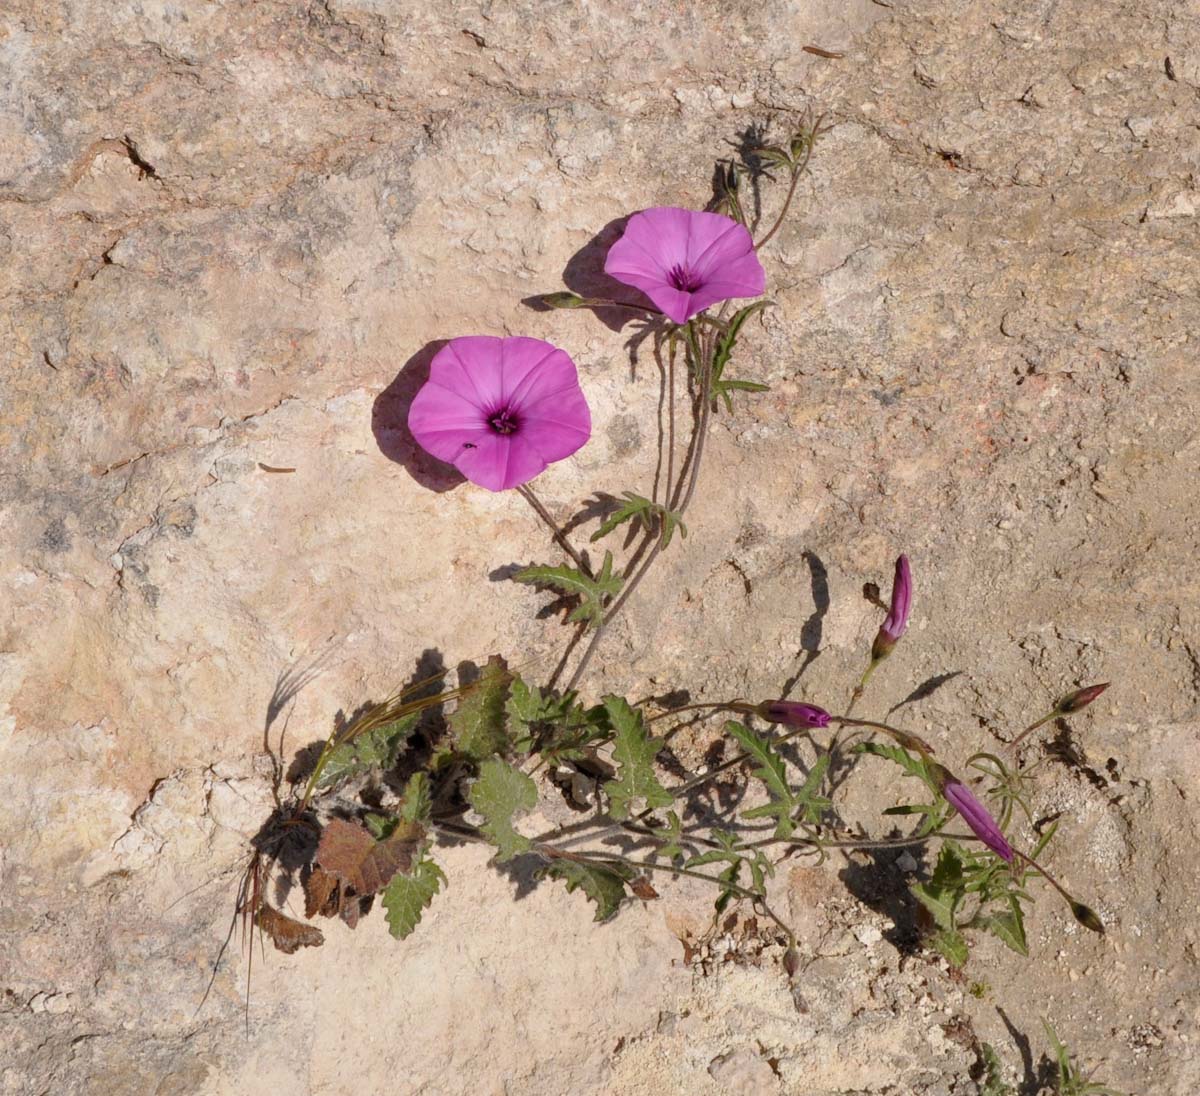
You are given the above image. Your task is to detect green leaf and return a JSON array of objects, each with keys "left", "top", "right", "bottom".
[
  {"left": 540, "top": 859, "right": 631, "bottom": 921},
  {"left": 505, "top": 677, "right": 594, "bottom": 756},
  {"left": 652, "top": 810, "right": 686, "bottom": 861},
  {"left": 979, "top": 1043, "right": 1015, "bottom": 1096},
  {"left": 448, "top": 655, "right": 512, "bottom": 762},
  {"left": 913, "top": 881, "right": 956, "bottom": 931},
  {"left": 792, "top": 751, "right": 833, "bottom": 826},
  {"left": 514, "top": 552, "right": 622, "bottom": 629},
  {"left": 590, "top": 493, "right": 687, "bottom": 549},
  {"left": 601, "top": 696, "right": 672, "bottom": 819},
  {"left": 978, "top": 910, "right": 1028, "bottom": 956},
  {"left": 929, "top": 842, "right": 966, "bottom": 890},
  {"left": 382, "top": 855, "right": 446, "bottom": 940},
  {"left": 316, "top": 712, "right": 420, "bottom": 788},
  {"left": 399, "top": 771, "right": 432, "bottom": 825},
  {"left": 590, "top": 492, "right": 656, "bottom": 542},
  {"left": 468, "top": 758, "right": 537, "bottom": 861},
  {"left": 710, "top": 301, "right": 773, "bottom": 412},
  {"left": 855, "top": 740, "right": 936, "bottom": 790},
  {"left": 728, "top": 721, "right": 797, "bottom": 838},
  {"left": 929, "top": 927, "right": 969, "bottom": 967}
]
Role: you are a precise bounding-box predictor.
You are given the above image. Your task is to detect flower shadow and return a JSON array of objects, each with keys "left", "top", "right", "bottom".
[{"left": 371, "top": 340, "right": 466, "bottom": 493}]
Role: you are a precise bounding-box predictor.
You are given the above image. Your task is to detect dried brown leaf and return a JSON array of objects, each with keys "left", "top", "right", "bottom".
[
  {"left": 303, "top": 866, "right": 341, "bottom": 919},
  {"left": 629, "top": 876, "right": 659, "bottom": 900},
  {"left": 256, "top": 905, "right": 325, "bottom": 954},
  {"left": 315, "top": 818, "right": 424, "bottom": 897}
]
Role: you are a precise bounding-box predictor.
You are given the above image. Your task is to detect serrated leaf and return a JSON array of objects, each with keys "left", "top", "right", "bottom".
[
  {"left": 855, "top": 740, "right": 936, "bottom": 789},
  {"left": 506, "top": 677, "right": 588, "bottom": 754},
  {"left": 590, "top": 492, "right": 656, "bottom": 542},
  {"left": 540, "top": 859, "right": 631, "bottom": 921},
  {"left": 929, "top": 842, "right": 965, "bottom": 890},
  {"left": 727, "top": 733, "right": 807, "bottom": 834},
  {"left": 399, "top": 771, "right": 432, "bottom": 824},
  {"left": 912, "top": 882, "right": 956, "bottom": 931},
  {"left": 978, "top": 910, "right": 1028, "bottom": 956},
  {"left": 448, "top": 655, "right": 512, "bottom": 762},
  {"left": 316, "top": 712, "right": 420, "bottom": 788},
  {"left": 929, "top": 927, "right": 969, "bottom": 967},
  {"left": 316, "top": 818, "right": 424, "bottom": 897},
  {"left": 590, "top": 493, "right": 688, "bottom": 549},
  {"left": 382, "top": 855, "right": 446, "bottom": 940},
  {"left": 792, "top": 751, "right": 833, "bottom": 825},
  {"left": 601, "top": 696, "right": 672, "bottom": 819},
  {"left": 652, "top": 810, "right": 685, "bottom": 861},
  {"left": 468, "top": 757, "right": 537, "bottom": 860},
  {"left": 514, "top": 552, "right": 622, "bottom": 629}
]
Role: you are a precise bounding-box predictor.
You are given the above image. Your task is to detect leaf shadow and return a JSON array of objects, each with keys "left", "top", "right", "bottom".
[
  {"left": 780, "top": 551, "right": 830, "bottom": 695},
  {"left": 836, "top": 842, "right": 930, "bottom": 953},
  {"left": 885, "top": 671, "right": 964, "bottom": 718}
]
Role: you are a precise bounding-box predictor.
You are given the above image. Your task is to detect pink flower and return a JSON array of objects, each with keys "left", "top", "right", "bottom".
[
  {"left": 603, "top": 207, "right": 766, "bottom": 324},
  {"left": 407, "top": 336, "right": 591, "bottom": 492}
]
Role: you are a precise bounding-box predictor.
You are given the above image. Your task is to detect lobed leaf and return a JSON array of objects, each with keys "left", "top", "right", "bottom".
[
  {"left": 514, "top": 552, "right": 622, "bottom": 629},
  {"left": 382, "top": 855, "right": 447, "bottom": 940},
  {"left": 448, "top": 654, "right": 512, "bottom": 762},
  {"left": 540, "top": 859, "right": 632, "bottom": 922},
  {"left": 316, "top": 711, "right": 420, "bottom": 788},
  {"left": 316, "top": 817, "right": 424, "bottom": 897},
  {"left": 929, "top": 927, "right": 969, "bottom": 968},
  {"left": 978, "top": 909, "right": 1028, "bottom": 957},
  {"left": 468, "top": 757, "right": 537, "bottom": 861},
  {"left": 601, "top": 696, "right": 672, "bottom": 819}
]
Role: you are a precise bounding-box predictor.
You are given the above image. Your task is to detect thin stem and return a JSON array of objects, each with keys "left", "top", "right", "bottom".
[
  {"left": 1008, "top": 710, "right": 1058, "bottom": 751},
  {"left": 566, "top": 320, "right": 712, "bottom": 690},
  {"left": 754, "top": 123, "right": 818, "bottom": 251},
  {"left": 517, "top": 484, "right": 591, "bottom": 577}
]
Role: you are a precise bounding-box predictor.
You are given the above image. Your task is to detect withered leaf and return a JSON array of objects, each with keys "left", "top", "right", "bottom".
[
  {"left": 256, "top": 904, "right": 325, "bottom": 954},
  {"left": 315, "top": 818, "right": 424, "bottom": 897},
  {"left": 303, "top": 865, "right": 341, "bottom": 919},
  {"left": 629, "top": 875, "right": 659, "bottom": 901}
]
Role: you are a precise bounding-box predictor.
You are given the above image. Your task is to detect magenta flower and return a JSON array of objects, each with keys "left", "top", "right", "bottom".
[
  {"left": 757, "top": 700, "right": 831, "bottom": 729},
  {"left": 407, "top": 336, "right": 591, "bottom": 492},
  {"left": 603, "top": 207, "right": 766, "bottom": 324},
  {"left": 940, "top": 777, "right": 1013, "bottom": 863},
  {"left": 872, "top": 554, "right": 912, "bottom": 660}
]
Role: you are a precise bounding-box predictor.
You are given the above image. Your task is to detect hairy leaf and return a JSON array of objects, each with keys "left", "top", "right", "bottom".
[
  {"left": 540, "top": 859, "right": 631, "bottom": 921},
  {"left": 855, "top": 740, "right": 936, "bottom": 789},
  {"left": 382, "top": 855, "right": 447, "bottom": 940},
  {"left": 316, "top": 817, "right": 424, "bottom": 897},
  {"left": 929, "top": 927, "right": 969, "bottom": 968},
  {"left": 514, "top": 552, "right": 622, "bottom": 629},
  {"left": 448, "top": 655, "right": 512, "bottom": 762},
  {"left": 256, "top": 904, "right": 325, "bottom": 954},
  {"left": 653, "top": 810, "right": 686, "bottom": 861},
  {"left": 317, "top": 711, "right": 419, "bottom": 788},
  {"left": 589, "top": 492, "right": 688, "bottom": 549},
  {"left": 710, "top": 301, "right": 773, "bottom": 411},
  {"left": 601, "top": 696, "right": 672, "bottom": 819},
  {"left": 727, "top": 721, "right": 797, "bottom": 838},
  {"left": 468, "top": 757, "right": 537, "bottom": 861},
  {"left": 912, "top": 882, "right": 956, "bottom": 932},
  {"left": 978, "top": 910, "right": 1028, "bottom": 957},
  {"left": 399, "top": 771, "right": 432, "bottom": 825},
  {"left": 506, "top": 677, "right": 591, "bottom": 754}
]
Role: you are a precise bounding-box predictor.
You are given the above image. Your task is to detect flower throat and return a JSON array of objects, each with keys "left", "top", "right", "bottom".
[{"left": 489, "top": 408, "right": 520, "bottom": 435}]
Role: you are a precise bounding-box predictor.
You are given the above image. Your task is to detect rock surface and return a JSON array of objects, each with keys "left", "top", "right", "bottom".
[{"left": 3, "top": 0, "right": 1199, "bottom": 1093}]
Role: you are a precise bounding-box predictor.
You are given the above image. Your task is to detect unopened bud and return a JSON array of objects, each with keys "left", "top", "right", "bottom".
[
  {"left": 1070, "top": 901, "right": 1105, "bottom": 935},
  {"left": 1056, "top": 682, "right": 1109, "bottom": 715},
  {"left": 757, "top": 700, "right": 831, "bottom": 729},
  {"left": 783, "top": 946, "right": 801, "bottom": 978},
  {"left": 539, "top": 291, "right": 590, "bottom": 309}
]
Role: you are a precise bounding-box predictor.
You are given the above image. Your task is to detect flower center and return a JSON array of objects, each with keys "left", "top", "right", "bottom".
[
  {"left": 667, "top": 263, "right": 703, "bottom": 293},
  {"left": 488, "top": 408, "right": 520, "bottom": 435}
]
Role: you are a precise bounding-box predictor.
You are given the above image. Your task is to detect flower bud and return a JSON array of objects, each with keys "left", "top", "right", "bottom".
[
  {"left": 1070, "top": 901, "right": 1105, "bottom": 935},
  {"left": 539, "top": 291, "right": 591, "bottom": 309},
  {"left": 933, "top": 765, "right": 1013, "bottom": 863},
  {"left": 871, "top": 554, "right": 912, "bottom": 661},
  {"left": 757, "top": 700, "right": 831, "bottom": 729},
  {"left": 1055, "top": 682, "right": 1109, "bottom": 715}
]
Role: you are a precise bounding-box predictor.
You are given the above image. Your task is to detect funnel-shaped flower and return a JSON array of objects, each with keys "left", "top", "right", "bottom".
[
  {"left": 871, "top": 554, "right": 912, "bottom": 661},
  {"left": 757, "top": 700, "right": 831, "bottom": 730},
  {"left": 604, "top": 207, "right": 766, "bottom": 324},
  {"left": 937, "top": 773, "right": 1013, "bottom": 863},
  {"left": 408, "top": 336, "right": 591, "bottom": 492}
]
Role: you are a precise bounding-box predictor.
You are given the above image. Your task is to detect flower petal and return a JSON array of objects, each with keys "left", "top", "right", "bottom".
[
  {"left": 520, "top": 389, "right": 592, "bottom": 462},
  {"left": 428, "top": 336, "right": 506, "bottom": 410},
  {"left": 453, "top": 432, "right": 547, "bottom": 492},
  {"left": 408, "top": 383, "right": 488, "bottom": 461},
  {"left": 497, "top": 337, "right": 562, "bottom": 405}
]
